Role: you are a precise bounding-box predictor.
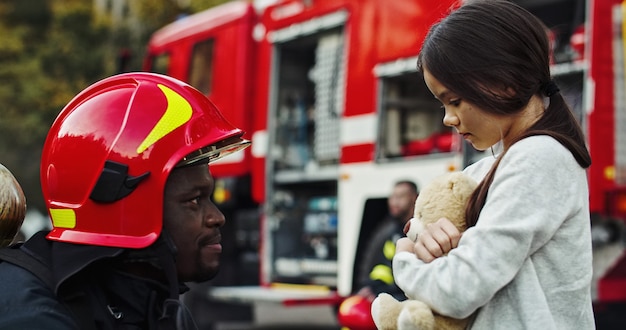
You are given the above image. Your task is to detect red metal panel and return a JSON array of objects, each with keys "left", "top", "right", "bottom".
[
  {"left": 251, "top": 156, "right": 265, "bottom": 204},
  {"left": 587, "top": 0, "right": 621, "bottom": 213},
  {"left": 340, "top": 143, "right": 375, "bottom": 164},
  {"left": 598, "top": 252, "right": 626, "bottom": 301},
  {"left": 342, "top": 0, "right": 376, "bottom": 117},
  {"left": 342, "top": 1, "right": 458, "bottom": 117}
]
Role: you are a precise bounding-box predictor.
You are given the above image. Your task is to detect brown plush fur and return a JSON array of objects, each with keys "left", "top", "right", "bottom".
[{"left": 371, "top": 172, "right": 478, "bottom": 330}]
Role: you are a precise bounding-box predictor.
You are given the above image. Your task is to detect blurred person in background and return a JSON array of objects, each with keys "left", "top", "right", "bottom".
[{"left": 356, "top": 180, "right": 418, "bottom": 302}]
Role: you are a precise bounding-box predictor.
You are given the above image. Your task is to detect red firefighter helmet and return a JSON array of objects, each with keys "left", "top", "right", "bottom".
[
  {"left": 337, "top": 295, "right": 377, "bottom": 330},
  {"left": 41, "top": 72, "right": 250, "bottom": 248}
]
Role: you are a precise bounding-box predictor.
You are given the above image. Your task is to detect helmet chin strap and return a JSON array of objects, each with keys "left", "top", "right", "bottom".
[
  {"left": 151, "top": 230, "right": 181, "bottom": 300},
  {"left": 151, "top": 230, "right": 199, "bottom": 329}
]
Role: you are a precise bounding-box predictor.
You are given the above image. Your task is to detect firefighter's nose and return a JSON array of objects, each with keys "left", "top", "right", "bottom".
[{"left": 205, "top": 205, "right": 226, "bottom": 227}]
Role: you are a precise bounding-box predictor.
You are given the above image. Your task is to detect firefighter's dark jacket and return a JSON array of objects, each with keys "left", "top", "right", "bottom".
[
  {"left": 0, "top": 231, "right": 194, "bottom": 329},
  {"left": 358, "top": 219, "right": 406, "bottom": 301}
]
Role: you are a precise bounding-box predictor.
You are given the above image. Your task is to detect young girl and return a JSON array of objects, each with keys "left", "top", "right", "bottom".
[{"left": 393, "top": 0, "right": 594, "bottom": 328}]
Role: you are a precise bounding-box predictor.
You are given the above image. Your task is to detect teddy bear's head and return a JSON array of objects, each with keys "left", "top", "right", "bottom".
[{"left": 404, "top": 172, "right": 478, "bottom": 241}]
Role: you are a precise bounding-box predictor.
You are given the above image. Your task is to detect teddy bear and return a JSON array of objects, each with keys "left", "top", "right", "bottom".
[{"left": 370, "top": 171, "right": 478, "bottom": 330}]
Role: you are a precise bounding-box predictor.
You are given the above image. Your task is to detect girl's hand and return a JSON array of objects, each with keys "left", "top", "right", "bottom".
[
  {"left": 413, "top": 217, "right": 462, "bottom": 263},
  {"left": 396, "top": 237, "right": 416, "bottom": 254}
]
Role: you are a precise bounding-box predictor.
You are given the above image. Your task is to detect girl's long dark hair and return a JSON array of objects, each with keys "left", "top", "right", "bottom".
[{"left": 417, "top": 0, "right": 591, "bottom": 227}]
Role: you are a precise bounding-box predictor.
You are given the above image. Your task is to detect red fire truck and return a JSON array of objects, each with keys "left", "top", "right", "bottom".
[{"left": 143, "top": 0, "right": 626, "bottom": 325}]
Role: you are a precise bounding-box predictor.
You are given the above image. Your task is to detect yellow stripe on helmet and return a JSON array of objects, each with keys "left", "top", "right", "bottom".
[
  {"left": 49, "top": 208, "right": 76, "bottom": 229},
  {"left": 136, "top": 84, "right": 193, "bottom": 154}
]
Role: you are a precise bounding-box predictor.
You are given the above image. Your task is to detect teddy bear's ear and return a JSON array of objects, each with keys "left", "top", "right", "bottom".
[
  {"left": 412, "top": 192, "right": 423, "bottom": 219},
  {"left": 450, "top": 173, "right": 479, "bottom": 199},
  {"left": 405, "top": 218, "right": 422, "bottom": 241},
  {"left": 403, "top": 220, "right": 411, "bottom": 235}
]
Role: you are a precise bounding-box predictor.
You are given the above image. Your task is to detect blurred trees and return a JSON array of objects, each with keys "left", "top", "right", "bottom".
[{"left": 0, "top": 0, "right": 230, "bottom": 213}]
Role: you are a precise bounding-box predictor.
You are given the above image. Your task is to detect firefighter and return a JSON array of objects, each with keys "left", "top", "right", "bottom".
[
  {"left": 393, "top": 0, "right": 594, "bottom": 329},
  {"left": 0, "top": 72, "right": 250, "bottom": 329},
  {"left": 356, "top": 180, "right": 418, "bottom": 302},
  {"left": 338, "top": 181, "right": 418, "bottom": 330}
]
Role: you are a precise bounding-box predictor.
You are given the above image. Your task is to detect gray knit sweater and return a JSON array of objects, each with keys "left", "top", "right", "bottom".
[{"left": 393, "top": 135, "right": 595, "bottom": 329}]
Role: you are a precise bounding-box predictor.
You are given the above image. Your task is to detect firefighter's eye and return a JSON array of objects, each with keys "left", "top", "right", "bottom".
[{"left": 190, "top": 195, "right": 202, "bottom": 205}]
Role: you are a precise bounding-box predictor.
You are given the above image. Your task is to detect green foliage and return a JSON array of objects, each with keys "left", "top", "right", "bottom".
[
  {"left": 0, "top": 0, "right": 110, "bottom": 212},
  {"left": 134, "top": 0, "right": 233, "bottom": 28},
  {"left": 0, "top": 0, "right": 232, "bottom": 213},
  {"left": 187, "top": 0, "right": 235, "bottom": 13}
]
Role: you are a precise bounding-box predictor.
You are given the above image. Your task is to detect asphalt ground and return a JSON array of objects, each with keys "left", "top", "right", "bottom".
[
  {"left": 215, "top": 304, "right": 340, "bottom": 330},
  {"left": 205, "top": 241, "right": 626, "bottom": 330}
]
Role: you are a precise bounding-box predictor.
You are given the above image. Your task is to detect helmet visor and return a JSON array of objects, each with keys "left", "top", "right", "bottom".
[{"left": 176, "top": 136, "right": 251, "bottom": 168}]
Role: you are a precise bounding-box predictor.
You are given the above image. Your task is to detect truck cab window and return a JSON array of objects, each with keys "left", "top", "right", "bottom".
[
  {"left": 150, "top": 53, "right": 170, "bottom": 75},
  {"left": 189, "top": 39, "right": 214, "bottom": 95}
]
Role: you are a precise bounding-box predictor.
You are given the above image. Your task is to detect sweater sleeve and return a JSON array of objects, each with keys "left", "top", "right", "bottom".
[{"left": 392, "top": 136, "right": 587, "bottom": 318}]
